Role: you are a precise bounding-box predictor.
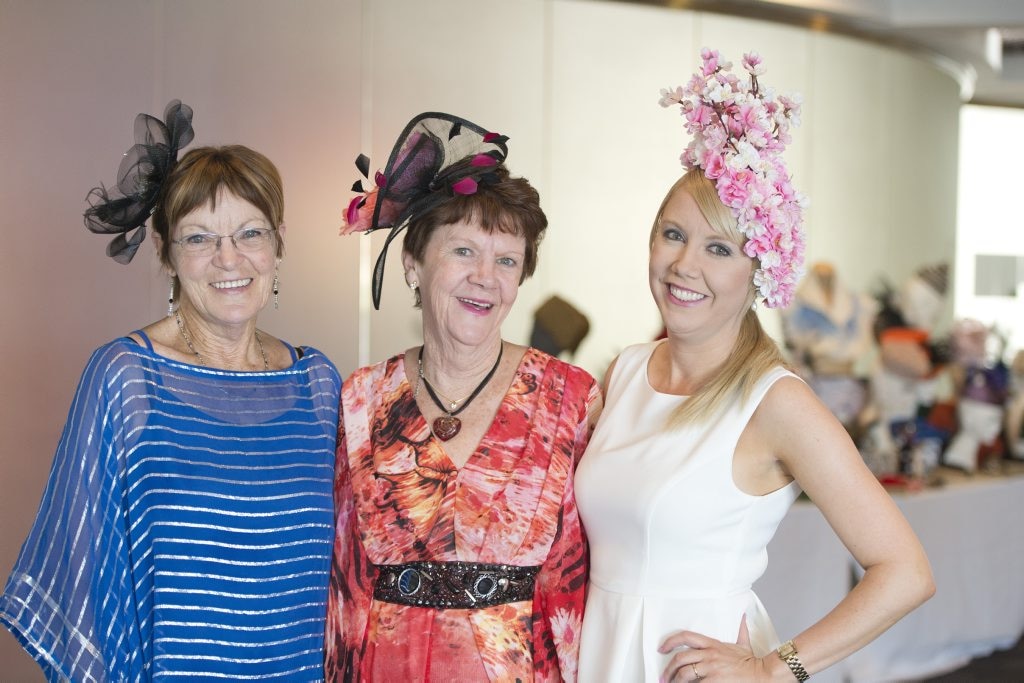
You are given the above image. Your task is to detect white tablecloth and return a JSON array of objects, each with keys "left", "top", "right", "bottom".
[{"left": 754, "top": 470, "right": 1024, "bottom": 682}]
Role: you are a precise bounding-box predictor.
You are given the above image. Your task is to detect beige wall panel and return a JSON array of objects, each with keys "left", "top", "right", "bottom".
[
  {"left": 884, "top": 55, "right": 960, "bottom": 296},
  {"left": 805, "top": 34, "right": 890, "bottom": 290},
  {"left": 159, "top": 0, "right": 363, "bottom": 376},
  {"left": 806, "top": 33, "right": 959, "bottom": 305},
  {"left": 0, "top": 1, "right": 161, "bottom": 676},
  {"left": 546, "top": 0, "right": 696, "bottom": 375}
]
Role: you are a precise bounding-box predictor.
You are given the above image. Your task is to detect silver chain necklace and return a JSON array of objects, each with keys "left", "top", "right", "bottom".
[{"left": 174, "top": 309, "right": 269, "bottom": 370}]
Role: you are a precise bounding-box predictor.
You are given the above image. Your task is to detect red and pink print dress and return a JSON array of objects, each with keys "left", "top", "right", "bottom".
[{"left": 325, "top": 348, "right": 598, "bottom": 682}]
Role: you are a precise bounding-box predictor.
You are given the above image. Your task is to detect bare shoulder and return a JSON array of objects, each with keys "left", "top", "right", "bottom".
[
  {"left": 600, "top": 355, "right": 621, "bottom": 397},
  {"left": 761, "top": 374, "right": 823, "bottom": 411},
  {"left": 256, "top": 329, "right": 293, "bottom": 369},
  {"left": 136, "top": 317, "right": 176, "bottom": 353},
  {"left": 754, "top": 374, "right": 828, "bottom": 430},
  {"left": 751, "top": 373, "right": 855, "bottom": 470}
]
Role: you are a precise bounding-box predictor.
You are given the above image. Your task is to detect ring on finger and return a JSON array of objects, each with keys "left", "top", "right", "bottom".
[{"left": 691, "top": 662, "right": 703, "bottom": 680}]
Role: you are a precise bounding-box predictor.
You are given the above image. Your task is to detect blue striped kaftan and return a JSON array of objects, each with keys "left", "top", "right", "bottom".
[{"left": 0, "top": 333, "right": 341, "bottom": 682}]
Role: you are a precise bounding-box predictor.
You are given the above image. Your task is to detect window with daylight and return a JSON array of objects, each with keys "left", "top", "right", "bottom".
[{"left": 957, "top": 105, "right": 1024, "bottom": 356}]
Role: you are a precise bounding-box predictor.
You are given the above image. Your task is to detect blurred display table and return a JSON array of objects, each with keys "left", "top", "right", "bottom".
[{"left": 755, "top": 464, "right": 1024, "bottom": 682}]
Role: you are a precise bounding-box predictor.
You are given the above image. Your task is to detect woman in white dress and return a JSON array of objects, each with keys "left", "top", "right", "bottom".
[{"left": 575, "top": 49, "right": 934, "bottom": 682}]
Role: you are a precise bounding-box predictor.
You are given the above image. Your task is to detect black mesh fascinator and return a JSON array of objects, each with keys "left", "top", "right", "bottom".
[
  {"left": 340, "top": 112, "right": 509, "bottom": 308},
  {"left": 84, "top": 100, "right": 195, "bottom": 263}
]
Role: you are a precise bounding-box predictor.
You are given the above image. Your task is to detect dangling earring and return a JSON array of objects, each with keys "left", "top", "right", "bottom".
[
  {"left": 751, "top": 299, "right": 758, "bottom": 312},
  {"left": 273, "top": 268, "right": 280, "bottom": 310},
  {"left": 166, "top": 276, "right": 175, "bottom": 316}
]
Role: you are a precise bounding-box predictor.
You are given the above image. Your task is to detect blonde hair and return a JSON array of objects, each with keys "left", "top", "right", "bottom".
[{"left": 652, "top": 169, "right": 789, "bottom": 428}]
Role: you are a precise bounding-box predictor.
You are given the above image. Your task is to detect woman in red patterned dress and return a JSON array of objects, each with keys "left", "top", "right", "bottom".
[{"left": 328, "top": 113, "right": 600, "bottom": 682}]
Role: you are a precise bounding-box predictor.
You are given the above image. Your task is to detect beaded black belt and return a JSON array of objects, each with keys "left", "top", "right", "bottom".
[{"left": 373, "top": 561, "right": 541, "bottom": 609}]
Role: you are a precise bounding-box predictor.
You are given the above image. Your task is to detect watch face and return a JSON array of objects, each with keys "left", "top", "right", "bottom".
[{"left": 779, "top": 642, "right": 797, "bottom": 658}]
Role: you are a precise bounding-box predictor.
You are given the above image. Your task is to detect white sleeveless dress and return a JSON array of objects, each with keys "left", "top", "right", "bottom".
[{"left": 576, "top": 341, "right": 801, "bottom": 682}]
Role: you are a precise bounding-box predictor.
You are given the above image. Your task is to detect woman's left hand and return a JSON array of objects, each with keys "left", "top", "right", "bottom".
[{"left": 658, "top": 616, "right": 771, "bottom": 682}]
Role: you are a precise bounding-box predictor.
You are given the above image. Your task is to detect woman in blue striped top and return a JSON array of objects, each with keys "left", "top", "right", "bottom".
[{"left": 0, "top": 101, "right": 341, "bottom": 682}]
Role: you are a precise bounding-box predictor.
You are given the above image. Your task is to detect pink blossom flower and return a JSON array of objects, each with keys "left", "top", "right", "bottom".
[
  {"left": 701, "top": 149, "right": 726, "bottom": 178},
  {"left": 701, "top": 47, "right": 721, "bottom": 75},
  {"left": 744, "top": 231, "right": 776, "bottom": 260},
  {"left": 705, "top": 80, "right": 730, "bottom": 103},
  {"left": 759, "top": 250, "right": 782, "bottom": 269},
  {"left": 742, "top": 52, "right": 766, "bottom": 76},
  {"left": 703, "top": 125, "right": 728, "bottom": 150},
  {"left": 659, "top": 86, "right": 685, "bottom": 107},
  {"left": 726, "top": 116, "right": 744, "bottom": 138},
  {"left": 731, "top": 139, "right": 761, "bottom": 171},
  {"left": 686, "top": 103, "right": 715, "bottom": 128},
  {"left": 718, "top": 169, "right": 754, "bottom": 208}
]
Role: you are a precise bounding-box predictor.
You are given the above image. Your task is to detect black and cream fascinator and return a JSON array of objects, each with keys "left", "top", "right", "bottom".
[{"left": 339, "top": 112, "right": 509, "bottom": 309}]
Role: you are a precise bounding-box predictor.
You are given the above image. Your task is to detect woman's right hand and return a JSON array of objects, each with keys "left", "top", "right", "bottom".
[{"left": 659, "top": 617, "right": 777, "bottom": 682}]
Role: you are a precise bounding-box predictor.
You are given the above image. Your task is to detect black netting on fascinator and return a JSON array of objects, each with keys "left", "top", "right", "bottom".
[
  {"left": 340, "top": 112, "right": 509, "bottom": 308},
  {"left": 83, "top": 100, "right": 195, "bottom": 263}
]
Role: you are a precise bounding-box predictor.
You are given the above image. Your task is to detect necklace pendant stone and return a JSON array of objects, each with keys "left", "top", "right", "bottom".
[{"left": 433, "top": 415, "right": 461, "bottom": 441}]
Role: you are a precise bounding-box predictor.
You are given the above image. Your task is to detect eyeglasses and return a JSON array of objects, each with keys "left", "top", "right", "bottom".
[{"left": 171, "top": 227, "right": 277, "bottom": 256}]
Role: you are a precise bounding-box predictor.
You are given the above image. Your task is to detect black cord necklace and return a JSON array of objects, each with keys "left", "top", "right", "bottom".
[{"left": 418, "top": 342, "right": 503, "bottom": 441}]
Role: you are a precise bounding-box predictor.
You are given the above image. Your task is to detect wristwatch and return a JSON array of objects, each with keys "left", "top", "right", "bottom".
[{"left": 777, "top": 640, "right": 810, "bottom": 681}]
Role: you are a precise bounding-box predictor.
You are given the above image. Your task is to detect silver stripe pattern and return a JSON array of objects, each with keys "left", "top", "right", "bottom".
[{"left": 0, "top": 340, "right": 340, "bottom": 681}]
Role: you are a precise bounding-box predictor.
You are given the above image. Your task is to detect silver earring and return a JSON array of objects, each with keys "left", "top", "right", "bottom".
[
  {"left": 273, "top": 270, "right": 280, "bottom": 310},
  {"left": 408, "top": 281, "right": 418, "bottom": 291},
  {"left": 167, "top": 277, "right": 175, "bottom": 316}
]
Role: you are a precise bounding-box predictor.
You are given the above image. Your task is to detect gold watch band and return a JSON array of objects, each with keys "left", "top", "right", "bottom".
[{"left": 777, "top": 640, "right": 810, "bottom": 681}]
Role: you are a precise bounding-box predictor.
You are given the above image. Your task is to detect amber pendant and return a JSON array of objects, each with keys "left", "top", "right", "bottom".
[{"left": 433, "top": 415, "right": 461, "bottom": 441}]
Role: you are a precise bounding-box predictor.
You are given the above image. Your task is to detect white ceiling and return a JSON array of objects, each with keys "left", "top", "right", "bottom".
[{"left": 622, "top": 0, "right": 1024, "bottom": 107}]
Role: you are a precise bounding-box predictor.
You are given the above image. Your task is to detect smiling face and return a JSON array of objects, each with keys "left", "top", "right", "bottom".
[
  {"left": 403, "top": 219, "right": 526, "bottom": 351},
  {"left": 167, "top": 188, "right": 282, "bottom": 332},
  {"left": 649, "top": 186, "right": 755, "bottom": 344}
]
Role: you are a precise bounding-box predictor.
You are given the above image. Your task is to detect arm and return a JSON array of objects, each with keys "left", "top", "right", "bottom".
[
  {"left": 324, "top": 407, "right": 377, "bottom": 681},
  {"left": 760, "top": 378, "right": 934, "bottom": 678},
  {"left": 532, "top": 378, "right": 599, "bottom": 682},
  {"left": 598, "top": 356, "right": 619, "bottom": 402},
  {"left": 662, "top": 377, "right": 934, "bottom": 681},
  {"left": 0, "top": 344, "right": 141, "bottom": 681}
]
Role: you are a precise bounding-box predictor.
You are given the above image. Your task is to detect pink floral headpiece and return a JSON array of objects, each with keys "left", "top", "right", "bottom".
[{"left": 660, "top": 48, "right": 807, "bottom": 308}]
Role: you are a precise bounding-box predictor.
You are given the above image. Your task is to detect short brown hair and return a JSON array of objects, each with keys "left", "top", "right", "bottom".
[
  {"left": 153, "top": 145, "right": 284, "bottom": 266},
  {"left": 402, "top": 165, "right": 547, "bottom": 283}
]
